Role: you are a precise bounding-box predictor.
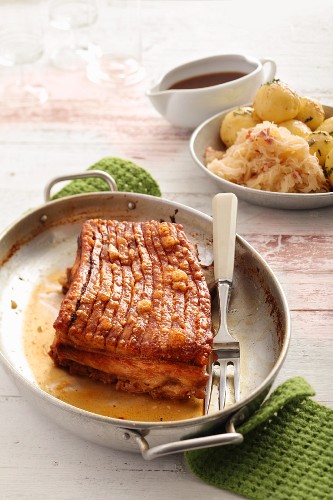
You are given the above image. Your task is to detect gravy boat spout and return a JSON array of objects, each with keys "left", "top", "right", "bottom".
[{"left": 146, "top": 83, "right": 172, "bottom": 119}]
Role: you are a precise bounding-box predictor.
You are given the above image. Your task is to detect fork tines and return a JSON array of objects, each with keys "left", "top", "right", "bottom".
[{"left": 205, "top": 281, "right": 241, "bottom": 414}]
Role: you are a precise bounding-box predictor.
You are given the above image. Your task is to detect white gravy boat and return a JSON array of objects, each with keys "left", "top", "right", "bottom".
[{"left": 146, "top": 54, "right": 276, "bottom": 129}]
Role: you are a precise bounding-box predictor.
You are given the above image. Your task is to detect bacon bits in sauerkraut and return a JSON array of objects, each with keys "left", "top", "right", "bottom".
[{"left": 205, "top": 122, "right": 329, "bottom": 193}]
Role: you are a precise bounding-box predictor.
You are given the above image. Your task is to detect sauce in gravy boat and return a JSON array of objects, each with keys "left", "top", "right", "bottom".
[{"left": 146, "top": 54, "right": 276, "bottom": 129}]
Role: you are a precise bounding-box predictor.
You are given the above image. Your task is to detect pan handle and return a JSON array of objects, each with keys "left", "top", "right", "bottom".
[
  {"left": 120, "top": 418, "right": 243, "bottom": 460},
  {"left": 44, "top": 170, "right": 118, "bottom": 202}
]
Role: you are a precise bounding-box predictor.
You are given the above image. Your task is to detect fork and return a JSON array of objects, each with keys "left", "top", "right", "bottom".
[{"left": 205, "top": 193, "right": 240, "bottom": 414}]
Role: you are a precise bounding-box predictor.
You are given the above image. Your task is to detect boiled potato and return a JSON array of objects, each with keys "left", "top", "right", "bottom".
[
  {"left": 252, "top": 110, "right": 261, "bottom": 122},
  {"left": 295, "top": 97, "right": 325, "bottom": 131},
  {"left": 324, "top": 149, "right": 333, "bottom": 187},
  {"left": 308, "top": 131, "right": 333, "bottom": 166},
  {"left": 220, "top": 106, "right": 260, "bottom": 148},
  {"left": 253, "top": 80, "right": 300, "bottom": 123},
  {"left": 316, "top": 116, "right": 333, "bottom": 135},
  {"left": 279, "top": 119, "right": 311, "bottom": 138}
]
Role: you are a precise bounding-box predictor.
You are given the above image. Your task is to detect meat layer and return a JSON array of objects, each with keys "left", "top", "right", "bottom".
[{"left": 50, "top": 219, "right": 212, "bottom": 399}]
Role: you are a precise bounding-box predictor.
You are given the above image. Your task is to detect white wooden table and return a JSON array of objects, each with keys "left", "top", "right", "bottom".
[{"left": 0, "top": 2, "right": 332, "bottom": 499}]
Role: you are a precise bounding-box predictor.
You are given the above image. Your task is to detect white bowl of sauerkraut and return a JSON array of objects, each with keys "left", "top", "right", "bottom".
[{"left": 190, "top": 104, "right": 333, "bottom": 209}]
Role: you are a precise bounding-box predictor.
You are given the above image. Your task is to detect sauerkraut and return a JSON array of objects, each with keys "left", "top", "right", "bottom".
[{"left": 206, "top": 121, "right": 329, "bottom": 193}]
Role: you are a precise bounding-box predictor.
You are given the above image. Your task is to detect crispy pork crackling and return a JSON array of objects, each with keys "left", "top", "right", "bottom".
[{"left": 50, "top": 219, "right": 212, "bottom": 399}]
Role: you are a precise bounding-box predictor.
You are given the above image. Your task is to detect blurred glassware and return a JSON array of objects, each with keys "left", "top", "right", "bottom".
[
  {"left": 48, "top": 0, "right": 98, "bottom": 71},
  {"left": 0, "top": 0, "right": 48, "bottom": 106},
  {"left": 86, "top": 0, "right": 145, "bottom": 87}
]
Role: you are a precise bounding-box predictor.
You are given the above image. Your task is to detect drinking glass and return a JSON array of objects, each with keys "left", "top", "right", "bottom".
[
  {"left": 0, "top": 0, "right": 48, "bottom": 106},
  {"left": 48, "top": 0, "right": 98, "bottom": 71},
  {"left": 87, "top": 0, "right": 145, "bottom": 87}
]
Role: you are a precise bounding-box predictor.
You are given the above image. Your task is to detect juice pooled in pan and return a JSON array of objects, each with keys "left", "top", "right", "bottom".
[{"left": 24, "top": 270, "right": 204, "bottom": 422}]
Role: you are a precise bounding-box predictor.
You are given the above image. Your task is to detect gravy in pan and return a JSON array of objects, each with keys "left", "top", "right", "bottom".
[{"left": 23, "top": 271, "right": 203, "bottom": 422}]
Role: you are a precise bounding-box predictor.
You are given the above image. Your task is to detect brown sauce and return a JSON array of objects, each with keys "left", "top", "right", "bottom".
[
  {"left": 168, "top": 71, "right": 247, "bottom": 90},
  {"left": 23, "top": 271, "right": 203, "bottom": 422}
]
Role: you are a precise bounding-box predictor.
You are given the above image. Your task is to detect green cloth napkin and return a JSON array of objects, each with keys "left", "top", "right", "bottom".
[
  {"left": 185, "top": 377, "right": 333, "bottom": 499},
  {"left": 52, "top": 157, "right": 161, "bottom": 199}
]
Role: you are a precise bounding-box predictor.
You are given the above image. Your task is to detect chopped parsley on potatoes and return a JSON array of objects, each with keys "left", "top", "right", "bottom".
[
  {"left": 308, "top": 131, "right": 333, "bottom": 166},
  {"left": 253, "top": 80, "right": 300, "bottom": 123},
  {"left": 296, "top": 96, "right": 325, "bottom": 131},
  {"left": 324, "top": 149, "right": 333, "bottom": 187},
  {"left": 316, "top": 116, "right": 333, "bottom": 135},
  {"left": 220, "top": 106, "right": 260, "bottom": 148}
]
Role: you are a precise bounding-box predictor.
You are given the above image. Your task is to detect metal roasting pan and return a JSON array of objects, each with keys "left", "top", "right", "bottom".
[{"left": 0, "top": 173, "right": 290, "bottom": 459}]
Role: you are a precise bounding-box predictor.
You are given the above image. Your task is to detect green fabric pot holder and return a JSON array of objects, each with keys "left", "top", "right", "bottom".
[
  {"left": 52, "top": 157, "right": 161, "bottom": 199},
  {"left": 185, "top": 377, "right": 333, "bottom": 499}
]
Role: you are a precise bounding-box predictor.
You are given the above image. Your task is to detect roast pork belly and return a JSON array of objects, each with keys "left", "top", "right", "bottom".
[{"left": 50, "top": 219, "right": 212, "bottom": 399}]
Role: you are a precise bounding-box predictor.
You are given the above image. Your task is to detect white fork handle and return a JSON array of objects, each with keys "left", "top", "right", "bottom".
[{"left": 212, "top": 193, "right": 238, "bottom": 283}]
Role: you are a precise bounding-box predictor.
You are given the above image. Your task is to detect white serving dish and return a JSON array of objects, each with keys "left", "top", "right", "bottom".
[{"left": 190, "top": 105, "right": 333, "bottom": 209}]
